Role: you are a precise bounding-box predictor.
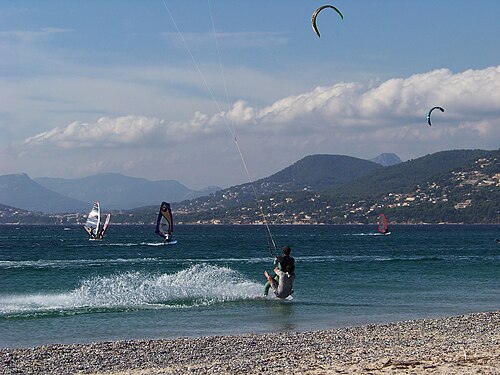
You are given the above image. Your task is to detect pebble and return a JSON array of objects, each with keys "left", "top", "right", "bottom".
[{"left": 1, "top": 311, "right": 499, "bottom": 374}]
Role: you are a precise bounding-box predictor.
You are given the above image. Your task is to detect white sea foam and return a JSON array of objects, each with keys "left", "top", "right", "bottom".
[{"left": 0, "top": 265, "right": 262, "bottom": 316}]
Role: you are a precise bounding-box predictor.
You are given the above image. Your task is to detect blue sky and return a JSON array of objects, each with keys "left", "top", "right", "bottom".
[{"left": 1, "top": 1, "right": 499, "bottom": 189}]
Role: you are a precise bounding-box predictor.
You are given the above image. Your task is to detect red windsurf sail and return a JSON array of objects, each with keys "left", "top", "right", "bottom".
[
  {"left": 377, "top": 214, "right": 389, "bottom": 234},
  {"left": 100, "top": 213, "right": 111, "bottom": 238}
]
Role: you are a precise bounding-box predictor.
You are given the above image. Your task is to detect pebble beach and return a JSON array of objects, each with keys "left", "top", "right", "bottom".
[{"left": 1, "top": 311, "right": 499, "bottom": 374}]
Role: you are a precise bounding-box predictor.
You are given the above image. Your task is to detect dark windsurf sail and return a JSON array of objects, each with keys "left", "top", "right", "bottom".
[
  {"left": 155, "top": 202, "right": 174, "bottom": 241},
  {"left": 377, "top": 214, "right": 389, "bottom": 234}
]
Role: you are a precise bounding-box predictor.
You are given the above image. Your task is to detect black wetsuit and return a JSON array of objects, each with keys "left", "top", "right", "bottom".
[{"left": 276, "top": 255, "right": 295, "bottom": 271}]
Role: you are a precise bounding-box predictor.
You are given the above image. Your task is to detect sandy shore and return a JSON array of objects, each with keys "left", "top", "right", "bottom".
[{"left": 1, "top": 311, "right": 499, "bottom": 374}]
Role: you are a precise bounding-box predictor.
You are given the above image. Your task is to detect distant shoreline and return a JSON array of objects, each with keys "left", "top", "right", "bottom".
[
  {"left": 2, "top": 311, "right": 498, "bottom": 374},
  {"left": 1, "top": 222, "right": 499, "bottom": 226}
]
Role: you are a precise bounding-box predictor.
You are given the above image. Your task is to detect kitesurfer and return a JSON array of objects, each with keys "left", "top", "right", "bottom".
[
  {"left": 264, "top": 263, "right": 295, "bottom": 299},
  {"left": 264, "top": 245, "right": 295, "bottom": 296}
]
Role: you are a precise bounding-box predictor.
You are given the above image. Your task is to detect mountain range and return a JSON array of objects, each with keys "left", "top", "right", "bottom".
[
  {"left": 0, "top": 153, "right": 397, "bottom": 214},
  {"left": 0, "top": 173, "right": 220, "bottom": 213},
  {"left": 1, "top": 150, "right": 497, "bottom": 224},
  {"left": 0, "top": 173, "right": 89, "bottom": 213},
  {"left": 34, "top": 173, "right": 220, "bottom": 211}
]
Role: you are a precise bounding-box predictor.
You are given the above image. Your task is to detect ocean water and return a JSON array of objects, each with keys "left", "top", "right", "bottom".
[{"left": 0, "top": 224, "right": 499, "bottom": 349}]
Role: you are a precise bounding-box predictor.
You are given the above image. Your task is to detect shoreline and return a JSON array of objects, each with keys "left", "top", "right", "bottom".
[
  {"left": 2, "top": 223, "right": 500, "bottom": 227},
  {"left": 1, "top": 311, "right": 498, "bottom": 374}
]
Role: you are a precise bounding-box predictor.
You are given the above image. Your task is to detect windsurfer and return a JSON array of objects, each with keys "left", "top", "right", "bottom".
[
  {"left": 264, "top": 245, "right": 295, "bottom": 296},
  {"left": 84, "top": 202, "right": 102, "bottom": 240},
  {"left": 264, "top": 263, "right": 295, "bottom": 299},
  {"left": 86, "top": 226, "right": 95, "bottom": 239},
  {"left": 378, "top": 214, "right": 390, "bottom": 235},
  {"left": 155, "top": 202, "right": 174, "bottom": 244}
]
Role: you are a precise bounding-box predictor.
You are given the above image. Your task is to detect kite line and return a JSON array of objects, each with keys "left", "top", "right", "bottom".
[{"left": 161, "top": 0, "right": 277, "bottom": 256}]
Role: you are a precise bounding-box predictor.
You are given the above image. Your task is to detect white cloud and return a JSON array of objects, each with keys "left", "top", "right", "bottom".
[
  {"left": 249, "top": 66, "right": 500, "bottom": 129},
  {"left": 21, "top": 116, "right": 166, "bottom": 149},
  {"left": 20, "top": 65, "right": 500, "bottom": 152},
  {"left": 15, "top": 65, "right": 500, "bottom": 188}
]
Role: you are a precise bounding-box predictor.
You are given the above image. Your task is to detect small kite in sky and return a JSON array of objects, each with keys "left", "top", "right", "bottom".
[
  {"left": 427, "top": 106, "right": 445, "bottom": 126},
  {"left": 312, "top": 5, "right": 344, "bottom": 38}
]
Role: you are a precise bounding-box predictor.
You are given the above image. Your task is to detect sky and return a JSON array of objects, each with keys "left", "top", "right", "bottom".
[{"left": 0, "top": 1, "right": 499, "bottom": 190}]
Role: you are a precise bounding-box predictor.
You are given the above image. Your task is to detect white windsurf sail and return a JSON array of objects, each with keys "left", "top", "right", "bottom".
[{"left": 84, "top": 202, "right": 101, "bottom": 238}]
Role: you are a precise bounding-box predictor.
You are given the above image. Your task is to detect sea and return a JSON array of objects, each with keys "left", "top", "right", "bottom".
[{"left": 1, "top": 224, "right": 499, "bottom": 349}]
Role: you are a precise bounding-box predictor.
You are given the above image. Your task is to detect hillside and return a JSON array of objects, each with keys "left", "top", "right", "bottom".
[
  {"left": 263, "top": 154, "right": 382, "bottom": 191},
  {"left": 0, "top": 203, "right": 74, "bottom": 224},
  {"left": 171, "top": 149, "right": 499, "bottom": 224},
  {"left": 174, "top": 154, "right": 383, "bottom": 212},
  {"left": 331, "top": 149, "right": 495, "bottom": 199}
]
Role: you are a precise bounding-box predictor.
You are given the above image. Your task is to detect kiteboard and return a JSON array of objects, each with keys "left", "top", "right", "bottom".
[
  {"left": 164, "top": 240, "right": 178, "bottom": 245},
  {"left": 260, "top": 294, "right": 293, "bottom": 301}
]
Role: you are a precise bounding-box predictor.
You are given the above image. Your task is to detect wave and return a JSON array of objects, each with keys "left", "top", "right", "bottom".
[
  {"left": 0, "top": 258, "right": 161, "bottom": 270},
  {"left": 295, "top": 255, "right": 500, "bottom": 263},
  {"left": 0, "top": 255, "right": 274, "bottom": 270},
  {"left": 0, "top": 265, "right": 262, "bottom": 318},
  {"left": 3, "top": 253, "right": 497, "bottom": 270},
  {"left": 293, "top": 255, "right": 434, "bottom": 263}
]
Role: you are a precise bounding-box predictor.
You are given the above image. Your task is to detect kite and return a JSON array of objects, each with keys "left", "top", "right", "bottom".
[
  {"left": 312, "top": 5, "right": 344, "bottom": 38},
  {"left": 427, "top": 106, "right": 445, "bottom": 126}
]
